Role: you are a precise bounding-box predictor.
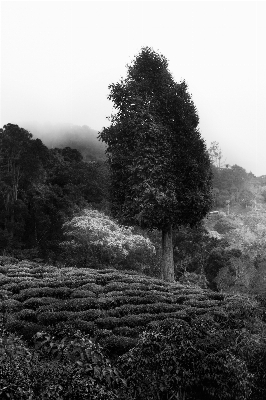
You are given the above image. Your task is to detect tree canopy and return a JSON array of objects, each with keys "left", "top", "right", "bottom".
[{"left": 99, "top": 47, "right": 213, "bottom": 281}]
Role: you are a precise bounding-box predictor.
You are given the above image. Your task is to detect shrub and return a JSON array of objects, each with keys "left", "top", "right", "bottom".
[
  {"left": 0, "top": 256, "right": 19, "bottom": 265},
  {"left": 0, "top": 332, "right": 35, "bottom": 399},
  {"left": 14, "top": 286, "right": 73, "bottom": 301},
  {"left": 14, "top": 280, "right": 41, "bottom": 291},
  {"left": 108, "top": 303, "right": 178, "bottom": 318},
  {"left": 96, "top": 317, "right": 122, "bottom": 330},
  {"left": 152, "top": 310, "right": 189, "bottom": 322},
  {"left": 113, "top": 326, "right": 141, "bottom": 337},
  {"left": 120, "top": 313, "right": 156, "bottom": 328},
  {"left": 33, "top": 330, "right": 125, "bottom": 399},
  {"left": 15, "top": 309, "right": 37, "bottom": 323},
  {"left": 104, "top": 281, "right": 131, "bottom": 292},
  {"left": 1, "top": 282, "right": 21, "bottom": 294},
  {"left": 74, "top": 309, "right": 103, "bottom": 321},
  {"left": 0, "top": 328, "right": 126, "bottom": 400},
  {"left": 60, "top": 208, "right": 155, "bottom": 268},
  {"left": 0, "top": 299, "right": 22, "bottom": 312},
  {"left": 79, "top": 282, "right": 102, "bottom": 292},
  {"left": 23, "top": 296, "right": 62, "bottom": 309},
  {"left": 0, "top": 289, "right": 12, "bottom": 298},
  {"left": 179, "top": 271, "right": 208, "bottom": 289},
  {"left": 67, "top": 320, "right": 97, "bottom": 335},
  {"left": 70, "top": 289, "right": 97, "bottom": 298},
  {"left": 99, "top": 333, "right": 136, "bottom": 358},
  {"left": 4, "top": 320, "right": 43, "bottom": 342},
  {"left": 118, "top": 318, "right": 252, "bottom": 400},
  {"left": 213, "top": 217, "right": 238, "bottom": 234},
  {"left": 37, "top": 311, "right": 70, "bottom": 326},
  {"left": 104, "top": 290, "right": 125, "bottom": 298},
  {"left": 208, "top": 292, "right": 225, "bottom": 301},
  {"left": 221, "top": 294, "right": 262, "bottom": 331},
  {"left": 182, "top": 299, "right": 219, "bottom": 308},
  {"left": 31, "top": 265, "right": 47, "bottom": 275},
  {"left": 60, "top": 297, "right": 98, "bottom": 311},
  {"left": 0, "top": 266, "right": 9, "bottom": 274}
]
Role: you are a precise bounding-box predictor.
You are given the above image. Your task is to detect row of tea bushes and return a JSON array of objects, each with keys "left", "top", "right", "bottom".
[{"left": 0, "top": 257, "right": 263, "bottom": 359}]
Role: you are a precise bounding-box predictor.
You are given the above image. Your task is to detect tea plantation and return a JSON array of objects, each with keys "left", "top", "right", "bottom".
[{"left": 1, "top": 256, "right": 266, "bottom": 399}]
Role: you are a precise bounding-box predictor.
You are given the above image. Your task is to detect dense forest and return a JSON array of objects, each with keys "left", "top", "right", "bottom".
[
  {"left": 1, "top": 47, "right": 266, "bottom": 399},
  {"left": 0, "top": 123, "right": 109, "bottom": 261}
]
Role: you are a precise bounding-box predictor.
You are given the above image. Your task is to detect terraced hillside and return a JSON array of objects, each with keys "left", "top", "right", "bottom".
[
  {"left": 1, "top": 257, "right": 263, "bottom": 359},
  {"left": 1, "top": 256, "right": 266, "bottom": 399}
]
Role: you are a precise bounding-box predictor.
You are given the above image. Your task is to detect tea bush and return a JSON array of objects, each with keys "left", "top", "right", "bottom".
[
  {"left": 70, "top": 289, "right": 97, "bottom": 298},
  {"left": 15, "top": 309, "right": 37, "bottom": 323},
  {"left": 14, "top": 286, "right": 73, "bottom": 301},
  {"left": 73, "top": 309, "right": 103, "bottom": 321},
  {"left": 5, "top": 320, "right": 43, "bottom": 342},
  {"left": 33, "top": 330, "right": 126, "bottom": 399},
  {"left": 1, "top": 256, "right": 266, "bottom": 400},
  {"left": 0, "top": 328, "right": 125, "bottom": 399},
  {"left": 37, "top": 311, "right": 71, "bottom": 326},
  {"left": 0, "top": 299, "right": 22, "bottom": 312},
  {"left": 23, "top": 296, "right": 62, "bottom": 309},
  {"left": 0, "top": 256, "right": 19, "bottom": 265},
  {"left": 118, "top": 318, "right": 253, "bottom": 400},
  {"left": 0, "top": 332, "right": 34, "bottom": 399}
]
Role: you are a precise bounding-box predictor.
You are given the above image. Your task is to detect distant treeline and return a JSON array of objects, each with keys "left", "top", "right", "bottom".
[
  {"left": 210, "top": 163, "right": 261, "bottom": 209},
  {"left": 208, "top": 142, "right": 261, "bottom": 209},
  {"left": 21, "top": 121, "right": 107, "bottom": 162},
  {"left": 0, "top": 123, "right": 109, "bottom": 260}
]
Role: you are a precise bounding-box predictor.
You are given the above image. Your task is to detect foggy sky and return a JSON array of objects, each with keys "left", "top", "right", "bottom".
[{"left": 1, "top": 1, "right": 266, "bottom": 176}]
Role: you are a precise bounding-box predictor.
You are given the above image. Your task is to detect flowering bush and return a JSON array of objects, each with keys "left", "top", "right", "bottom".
[{"left": 60, "top": 208, "right": 155, "bottom": 268}]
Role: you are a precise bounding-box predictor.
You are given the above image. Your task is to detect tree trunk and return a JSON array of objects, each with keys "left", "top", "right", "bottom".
[
  {"left": 10, "top": 207, "right": 15, "bottom": 239},
  {"left": 161, "top": 225, "right": 175, "bottom": 282}
]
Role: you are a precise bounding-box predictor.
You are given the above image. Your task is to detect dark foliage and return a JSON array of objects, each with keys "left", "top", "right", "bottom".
[
  {"left": 1, "top": 259, "right": 266, "bottom": 399},
  {"left": 0, "top": 124, "right": 108, "bottom": 261},
  {"left": 99, "top": 47, "right": 213, "bottom": 281}
]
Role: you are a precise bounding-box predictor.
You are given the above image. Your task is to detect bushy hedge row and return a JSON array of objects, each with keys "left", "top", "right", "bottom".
[
  {"left": 118, "top": 316, "right": 265, "bottom": 400},
  {"left": 0, "top": 260, "right": 228, "bottom": 355},
  {"left": 1, "top": 258, "right": 266, "bottom": 399}
]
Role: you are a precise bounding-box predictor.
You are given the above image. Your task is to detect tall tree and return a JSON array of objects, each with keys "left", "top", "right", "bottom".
[
  {"left": 0, "top": 124, "right": 49, "bottom": 247},
  {"left": 208, "top": 141, "right": 224, "bottom": 168},
  {"left": 99, "top": 47, "right": 213, "bottom": 281},
  {"left": 0, "top": 124, "right": 33, "bottom": 240}
]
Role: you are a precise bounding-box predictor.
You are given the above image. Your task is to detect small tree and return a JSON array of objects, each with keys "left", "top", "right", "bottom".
[
  {"left": 99, "top": 47, "right": 212, "bottom": 281},
  {"left": 208, "top": 141, "right": 223, "bottom": 168},
  {"left": 239, "top": 189, "right": 254, "bottom": 208},
  {"left": 60, "top": 208, "right": 155, "bottom": 268}
]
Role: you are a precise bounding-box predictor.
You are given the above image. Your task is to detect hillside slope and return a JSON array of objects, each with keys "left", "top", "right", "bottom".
[{"left": 0, "top": 257, "right": 263, "bottom": 358}]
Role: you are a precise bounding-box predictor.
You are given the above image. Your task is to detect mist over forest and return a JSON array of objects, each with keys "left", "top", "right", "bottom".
[{"left": 22, "top": 121, "right": 106, "bottom": 162}]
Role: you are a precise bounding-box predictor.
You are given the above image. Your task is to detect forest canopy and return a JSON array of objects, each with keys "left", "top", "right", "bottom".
[{"left": 0, "top": 123, "right": 108, "bottom": 260}]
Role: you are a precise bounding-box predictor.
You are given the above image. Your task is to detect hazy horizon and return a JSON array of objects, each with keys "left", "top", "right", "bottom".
[{"left": 1, "top": 1, "right": 266, "bottom": 176}]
